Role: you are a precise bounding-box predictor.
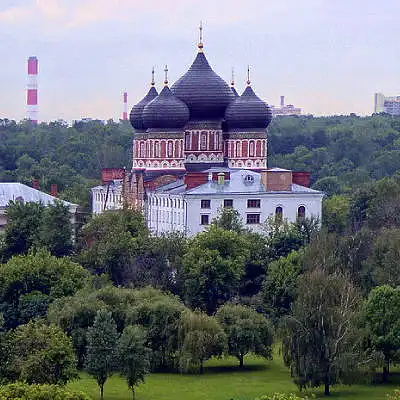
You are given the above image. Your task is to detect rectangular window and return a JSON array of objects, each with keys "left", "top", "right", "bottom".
[
  {"left": 224, "top": 199, "right": 233, "bottom": 208},
  {"left": 246, "top": 213, "right": 260, "bottom": 224},
  {"left": 247, "top": 199, "right": 261, "bottom": 208},
  {"left": 201, "top": 215, "right": 209, "bottom": 225},
  {"left": 201, "top": 199, "right": 211, "bottom": 209}
]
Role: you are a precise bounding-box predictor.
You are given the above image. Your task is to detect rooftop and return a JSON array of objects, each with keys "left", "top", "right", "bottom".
[{"left": 0, "top": 183, "right": 76, "bottom": 209}]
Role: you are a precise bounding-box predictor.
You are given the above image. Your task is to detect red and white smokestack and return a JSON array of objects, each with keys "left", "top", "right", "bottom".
[
  {"left": 123, "top": 92, "right": 128, "bottom": 120},
  {"left": 27, "top": 56, "right": 38, "bottom": 124}
]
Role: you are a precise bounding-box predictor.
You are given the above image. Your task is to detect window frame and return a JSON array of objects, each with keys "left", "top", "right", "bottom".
[
  {"left": 247, "top": 199, "right": 261, "bottom": 208},
  {"left": 223, "top": 199, "right": 234, "bottom": 208},
  {"left": 201, "top": 199, "right": 211, "bottom": 209},
  {"left": 200, "top": 214, "right": 210, "bottom": 225},
  {"left": 246, "top": 213, "right": 261, "bottom": 225}
]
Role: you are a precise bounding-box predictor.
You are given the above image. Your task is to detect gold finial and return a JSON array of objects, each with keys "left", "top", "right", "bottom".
[
  {"left": 164, "top": 65, "right": 168, "bottom": 86},
  {"left": 231, "top": 67, "right": 235, "bottom": 87},
  {"left": 151, "top": 66, "right": 155, "bottom": 86},
  {"left": 247, "top": 65, "right": 251, "bottom": 86},
  {"left": 198, "top": 21, "right": 204, "bottom": 52}
]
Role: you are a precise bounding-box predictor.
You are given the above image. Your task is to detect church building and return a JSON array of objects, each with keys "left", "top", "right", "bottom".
[{"left": 91, "top": 29, "right": 323, "bottom": 235}]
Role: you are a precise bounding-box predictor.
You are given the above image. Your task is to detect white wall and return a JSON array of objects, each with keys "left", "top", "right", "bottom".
[
  {"left": 185, "top": 193, "right": 323, "bottom": 236},
  {"left": 91, "top": 186, "right": 123, "bottom": 214}
]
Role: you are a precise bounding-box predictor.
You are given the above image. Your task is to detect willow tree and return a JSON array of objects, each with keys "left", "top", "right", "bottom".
[{"left": 282, "top": 268, "right": 361, "bottom": 396}]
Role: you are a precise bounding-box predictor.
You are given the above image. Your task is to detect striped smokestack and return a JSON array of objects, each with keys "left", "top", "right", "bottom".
[
  {"left": 27, "top": 56, "right": 38, "bottom": 124},
  {"left": 123, "top": 92, "right": 128, "bottom": 120}
]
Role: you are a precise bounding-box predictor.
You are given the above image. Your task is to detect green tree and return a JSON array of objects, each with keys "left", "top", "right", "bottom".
[
  {"left": 127, "top": 292, "right": 185, "bottom": 371},
  {"left": 178, "top": 310, "right": 226, "bottom": 374},
  {"left": 322, "top": 195, "right": 350, "bottom": 233},
  {"left": 35, "top": 200, "right": 73, "bottom": 256},
  {"left": 0, "top": 250, "right": 90, "bottom": 329},
  {"left": 183, "top": 225, "right": 249, "bottom": 313},
  {"left": 78, "top": 209, "right": 149, "bottom": 285},
  {"left": 212, "top": 207, "right": 245, "bottom": 233},
  {"left": 363, "top": 285, "right": 400, "bottom": 382},
  {"left": 282, "top": 268, "right": 361, "bottom": 396},
  {"left": 2, "top": 201, "right": 44, "bottom": 260},
  {"left": 261, "top": 249, "right": 304, "bottom": 321},
  {"left": 10, "top": 320, "right": 77, "bottom": 384},
  {"left": 117, "top": 325, "right": 150, "bottom": 400},
  {"left": 366, "top": 228, "right": 400, "bottom": 287},
  {"left": 216, "top": 304, "right": 274, "bottom": 368},
  {"left": 86, "top": 309, "right": 119, "bottom": 400}
]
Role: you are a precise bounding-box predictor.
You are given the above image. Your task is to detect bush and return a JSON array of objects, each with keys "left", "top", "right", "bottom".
[
  {"left": 257, "top": 394, "right": 314, "bottom": 400},
  {"left": 0, "top": 383, "right": 91, "bottom": 400},
  {"left": 387, "top": 389, "right": 400, "bottom": 400}
]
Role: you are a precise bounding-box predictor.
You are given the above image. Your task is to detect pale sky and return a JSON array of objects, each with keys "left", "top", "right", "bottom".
[{"left": 0, "top": 0, "right": 399, "bottom": 122}]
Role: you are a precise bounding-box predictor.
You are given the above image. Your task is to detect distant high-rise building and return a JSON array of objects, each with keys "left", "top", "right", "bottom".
[
  {"left": 123, "top": 92, "right": 128, "bottom": 120},
  {"left": 27, "top": 56, "right": 38, "bottom": 124},
  {"left": 270, "top": 96, "right": 301, "bottom": 116},
  {"left": 374, "top": 93, "right": 400, "bottom": 115}
]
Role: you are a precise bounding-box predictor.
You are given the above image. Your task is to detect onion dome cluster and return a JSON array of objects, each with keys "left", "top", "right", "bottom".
[
  {"left": 130, "top": 42, "right": 272, "bottom": 131},
  {"left": 225, "top": 84, "right": 272, "bottom": 130}
]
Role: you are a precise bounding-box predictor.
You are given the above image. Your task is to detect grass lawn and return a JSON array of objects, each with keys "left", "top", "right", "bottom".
[{"left": 68, "top": 355, "right": 400, "bottom": 400}]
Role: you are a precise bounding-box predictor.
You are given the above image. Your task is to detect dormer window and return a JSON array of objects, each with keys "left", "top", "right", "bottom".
[{"left": 244, "top": 174, "right": 254, "bottom": 183}]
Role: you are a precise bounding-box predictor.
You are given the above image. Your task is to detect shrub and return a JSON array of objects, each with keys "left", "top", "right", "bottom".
[{"left": 0, "top": 382, "right": 91, "bottom": 400}]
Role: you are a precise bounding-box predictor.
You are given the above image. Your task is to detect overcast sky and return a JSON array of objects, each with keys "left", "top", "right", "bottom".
[{"left": 0, "top": 0, "right": 399, "bottom": 122}]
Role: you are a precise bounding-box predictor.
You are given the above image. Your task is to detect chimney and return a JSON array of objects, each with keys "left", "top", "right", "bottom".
[
  {"left": 51, "top": 184, "right": 58, "bottom": 197},
  {"left": 27, "top": 56, "right": 38, "bottom": 124},
  {"left": 261, "top": 168, "right": 292, "bottom": 191},
  {"left": 292, "top": 172, "right": 311, "bottom": 188},
  {"left": 33, "top": 179, "right": 39, "bottom": 190},
  {"left": 184, "top": 172, "right": 208, "bottom": 190},
  {"left": 280, "top": 95, "right": 285, "bottom": 107}
]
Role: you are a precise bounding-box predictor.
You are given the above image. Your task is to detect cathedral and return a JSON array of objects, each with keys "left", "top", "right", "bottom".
[{"left": 91, "top": 31, "right": 323, "bottom": 235}]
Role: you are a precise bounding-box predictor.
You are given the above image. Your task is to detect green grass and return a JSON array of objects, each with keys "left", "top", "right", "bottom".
[{"left": 68, "top": 355, "right": 400, "bottom": 400}]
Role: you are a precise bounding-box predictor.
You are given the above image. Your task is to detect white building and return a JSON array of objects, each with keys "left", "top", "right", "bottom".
[
  {"left": 0, "top": 182, "right": 78, "bottom": 233},
  {"left": 91, "top": 180, "right": 124, "bottom": 214},
  {"left": 146, "top": 168, "right": 323, "bottom": 236}
]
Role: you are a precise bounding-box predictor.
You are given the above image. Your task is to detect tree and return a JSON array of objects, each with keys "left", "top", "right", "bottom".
[
  {"left": 127, "top": 292, "right": 185, "bottom": 371},
  {"left": 183, "top": 225, "right": 249, "bottom": 314},
  {"left": 216, "top": 304, "right": 274, "bottom": 368},
  {"left": 178, "top": 310, "right": 226, "bottom": 374},
  {"left": 212, "top": 207, "right": 245, "bottom": 233},
  {"left": 261, "top": 249, "right": 304, "bottom": 321},
  {"left": 10, "top": 320, "right": 77, "bottom": 385},
  {"left": 322, "top": 195, "right": 350, "bottom": 234},
  {"left": 0, "top": 250, "right": 90, "bottom": 329},
  {"left": 117, "top": 325, "right": 150, "bottom": 400},
  {"left": 366, "top": 228, "right": 400, "bottom": 287},
  {"left": 85, "top": 309, "right": 119, "bottom": 400},
  {"left": 35, "top": 200, "right": 73, "bottom": 256},
  {"left": 2, "top": 201, "right": 44, "bottom": 260},
  {"left": 282, "top": 268, "right": 361, "bottom": 396},
  {"left": 363, "top": 285, "right": 400, "bottom": 382},
  {"left": 78, "top": 209, "right": 149, "bottom": 285}
]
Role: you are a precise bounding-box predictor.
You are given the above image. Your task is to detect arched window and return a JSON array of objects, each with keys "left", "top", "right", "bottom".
[
  {"left": 140, "top": 142, "right": 145, "bottom": 158},
  {"left": 275, "top": 206, "right": 283, "bottom": 223},
  {"left": 297, "top": 205, "right": 306, "bottom": 220},
  {"left": 155, "top": 141, "right": 160, "bottom": 158},
  {"left": 185, "top": 133, "right": 191, "bottom": 150},
  {"left": 236, "top": 141, "right": 241, "bottom": 157},
  {"left": 201, "top": 133, "right": 207, "bottom": 150},
  {"left": 168, "top": 141, "right": 173, "bottom": 158},
  {"left": 249, "top": 141, "right": 255, "bottom": 157}
]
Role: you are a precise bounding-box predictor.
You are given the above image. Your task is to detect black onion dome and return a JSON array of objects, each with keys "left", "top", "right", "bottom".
[
  {"left": 225, "top": 85, "right": 272, "bottom": 130},
  {"left": 171, "top": 52, "right": 235, "bottom": 120},
  {"left": 143, "top": 86, "right": 189, "bottom": 130},
  {"left": 129, "top": 86, "right": 158, "bottom": 130}
]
